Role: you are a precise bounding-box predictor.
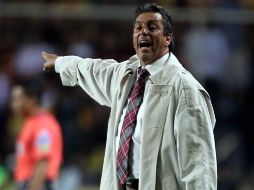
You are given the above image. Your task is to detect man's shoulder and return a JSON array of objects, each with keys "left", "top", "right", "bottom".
[
  {"left": 115, "top": 55, "right": 139, "bottom": 74},
  {"left": 176, "top": 70, "right": 212, "bottom": 103},
  {"left": 178, "top": 69, "right": 203, "bottom": 89},
  {"left": 160, "top": 54, "right": 198, "bottom": 89},
  {"left": 120, "top": 54, "right": 139, "bottom": 67},
  {"left": 165, "top": 55, "right": 210, "bottom": 100}
]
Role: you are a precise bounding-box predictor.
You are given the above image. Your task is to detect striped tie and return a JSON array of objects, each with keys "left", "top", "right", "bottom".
[{"left": 116, "top": 67, "right": 150, "bottom": 184}]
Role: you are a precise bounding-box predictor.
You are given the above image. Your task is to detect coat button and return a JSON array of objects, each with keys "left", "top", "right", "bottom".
[{"left": 161, "top": 89, "right": 168, "bottom": 96}]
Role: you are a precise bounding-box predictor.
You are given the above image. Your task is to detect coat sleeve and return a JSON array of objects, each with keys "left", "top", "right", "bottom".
[
  {"left": 55, "top": 56, "right": 125, "bottom": 107},
  {"left": 174, "top": 79, "right": 217, "bottom": 190}
]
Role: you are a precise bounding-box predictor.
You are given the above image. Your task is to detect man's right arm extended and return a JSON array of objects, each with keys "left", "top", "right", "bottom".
[{"left": 42, "top": 51, "right": 125, "bottom": 107}]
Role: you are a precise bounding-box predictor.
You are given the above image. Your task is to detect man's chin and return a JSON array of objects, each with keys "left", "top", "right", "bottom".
[{"left": 137, "top": 53, "right": 152, "bottom": 65}]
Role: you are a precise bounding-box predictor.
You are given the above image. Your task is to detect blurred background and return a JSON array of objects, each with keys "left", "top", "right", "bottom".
[{"left": 0, "top": 0, "right": 254, "bottom": 190}]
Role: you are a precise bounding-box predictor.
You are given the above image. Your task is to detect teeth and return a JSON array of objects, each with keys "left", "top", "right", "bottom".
[
  {"left": 140, "top": 40, "right": 148, "bottom": 44},
  {"left": 139, "top": 40, "right": 151, "bottom": 48}
]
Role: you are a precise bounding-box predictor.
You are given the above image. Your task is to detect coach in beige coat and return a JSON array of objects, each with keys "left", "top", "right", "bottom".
[{"left": 42, "top": 3, "right": 217, "bottom": 190}]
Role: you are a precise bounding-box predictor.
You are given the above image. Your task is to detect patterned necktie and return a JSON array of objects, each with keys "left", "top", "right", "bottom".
[{"left": 116, "top": 67, "right": 150, "bottom": 184}]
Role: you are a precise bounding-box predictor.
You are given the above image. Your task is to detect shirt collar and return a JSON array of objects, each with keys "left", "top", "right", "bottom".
[{"left": 140, "top": 53, "right": 170, "bottom": 76}]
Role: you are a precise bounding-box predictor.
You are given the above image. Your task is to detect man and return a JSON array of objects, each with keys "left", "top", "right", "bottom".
[
  {"left": 10, "top": 80, "right": 63, "bottom": 190},
  {"left": 42, "top": 3, "right": 217, "bottom": 190}
]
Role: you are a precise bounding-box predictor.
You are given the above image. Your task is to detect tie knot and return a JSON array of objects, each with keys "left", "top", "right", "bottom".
[{"left": 137, "top": 68, "right": 150, "bottom": 81}]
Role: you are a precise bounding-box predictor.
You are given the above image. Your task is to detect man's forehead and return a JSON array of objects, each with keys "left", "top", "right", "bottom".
[{"left": 135, "top": 12, "right": 163, "bottom": 23}]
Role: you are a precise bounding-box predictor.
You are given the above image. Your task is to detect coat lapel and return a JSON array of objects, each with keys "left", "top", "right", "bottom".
[{"left": 113, "top": 58, "right": 139, "bottom": 136}]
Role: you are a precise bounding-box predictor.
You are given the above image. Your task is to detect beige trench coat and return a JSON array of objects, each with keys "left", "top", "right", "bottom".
[{"left": 55, "top": 53, "right": 217, "bottom": 190}]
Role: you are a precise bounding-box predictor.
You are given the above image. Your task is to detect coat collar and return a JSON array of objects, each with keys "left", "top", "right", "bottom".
[{"left": 124, "top": 53, "right": 184, "bottom": 85}]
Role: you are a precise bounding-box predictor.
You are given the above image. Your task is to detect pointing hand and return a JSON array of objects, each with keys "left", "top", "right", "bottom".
[{"left": 42, "top": 51, "right": 58, "bottom": 72}]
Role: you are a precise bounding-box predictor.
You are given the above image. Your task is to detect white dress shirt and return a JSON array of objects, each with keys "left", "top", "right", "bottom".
[{"left": 116, "top": 53, "right": 170, "bottom": 179}]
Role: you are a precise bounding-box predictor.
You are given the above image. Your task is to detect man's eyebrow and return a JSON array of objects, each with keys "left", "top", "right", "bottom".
[{"left": 134, "top": 21, "right": 142, "bottom": 25}]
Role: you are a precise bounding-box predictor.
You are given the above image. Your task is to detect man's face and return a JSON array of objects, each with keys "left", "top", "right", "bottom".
[
  {"left": 133, "top": 12, "right": 172, "bottom": 65},
  {"left": 10, "top": 86, "right": 28, "bottom": 116}
]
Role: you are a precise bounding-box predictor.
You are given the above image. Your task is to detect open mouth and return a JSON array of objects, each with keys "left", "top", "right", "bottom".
[{"left": 139, "top": 40, "right": 152, "bottom": 50}]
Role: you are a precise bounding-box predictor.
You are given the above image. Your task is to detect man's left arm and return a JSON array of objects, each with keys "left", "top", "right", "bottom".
[
  {"left": 174, "top": 87, "right": 217, "bottom": 190},
  {"left": 28, "top": 159, "right": 48, "bottom": 190}
]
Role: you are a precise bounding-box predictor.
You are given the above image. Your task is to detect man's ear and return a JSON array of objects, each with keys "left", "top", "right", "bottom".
[{"left": 165, "top": 34, "right": 172, "bottom": 46}]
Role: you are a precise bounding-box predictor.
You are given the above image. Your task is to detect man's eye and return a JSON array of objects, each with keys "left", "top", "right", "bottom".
[
  {"left": 149, "top": 26, "right": 156, "bottom": 31},
  {"left": 135, "top": 26, "right": 142, "bottom": 30}
]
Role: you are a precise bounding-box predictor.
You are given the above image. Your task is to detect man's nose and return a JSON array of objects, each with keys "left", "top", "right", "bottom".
[{"left": 141, "top": 26, "right": 149, "bottom": 34}]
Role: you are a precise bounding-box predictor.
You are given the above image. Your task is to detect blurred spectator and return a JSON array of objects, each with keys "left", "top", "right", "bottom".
[
  {"left": 10, "top": 79, "right": 63, "bottom": 190},
  {"left": 221, "top": 48, "right": 251, "bottom": 91},
  {"left": 181, "top": 24, "right": 230, "bottom": 89},
  {"left": 13, "top": 31, "right": 55, "bottom": 78},
  {"left": 67, "top": 32, "right": 95, "bottom": 58},
  {"left": 67, "top": 42, "right": 94, "bottom": 58}
]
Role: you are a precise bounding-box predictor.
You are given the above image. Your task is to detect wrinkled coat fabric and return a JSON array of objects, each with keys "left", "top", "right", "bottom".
[{"left": 55, "top": 53, "right": 217, "bottom": 190}]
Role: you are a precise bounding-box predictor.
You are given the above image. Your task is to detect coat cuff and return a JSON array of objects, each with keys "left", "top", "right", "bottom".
[{"left": 55, "top": 56, "right": 64, "bottom": 73}]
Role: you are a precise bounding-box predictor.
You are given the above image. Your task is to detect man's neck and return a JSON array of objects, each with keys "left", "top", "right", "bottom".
[{"left": 139, "top": 51, "right": 169, "bottom": 66}]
